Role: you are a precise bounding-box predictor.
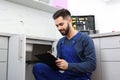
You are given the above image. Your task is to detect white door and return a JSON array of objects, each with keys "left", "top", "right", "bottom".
[
  {"left": 7, "top": 34, "right": 26, "bottom": 80},
  {"left": 91, "top": 38, "right": 102, "bottom": 80}
]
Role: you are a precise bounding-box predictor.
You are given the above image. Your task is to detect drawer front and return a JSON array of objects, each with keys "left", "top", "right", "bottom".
[
  {"left": 101, "top": 49, "right": 120, "bottom": 61},
  {"left": 0, "top": 50, "right": 7, "bottom": 61},
  {"left": 101, "top": 36, "right": 120, "bottom": 49},
  {"left": 101, "top": 62, "right": 120, "bottom": 80},
  {"left": 0, "top": 37, "right": 8, "bottom": 49},
  {"left": 0, "top": 62, "right": 7, "bottom": 80}
]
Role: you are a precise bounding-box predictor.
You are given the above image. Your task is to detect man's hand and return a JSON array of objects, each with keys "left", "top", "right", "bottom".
[{"left": 56, "top": 58, "right": 68, "bottom": 70}]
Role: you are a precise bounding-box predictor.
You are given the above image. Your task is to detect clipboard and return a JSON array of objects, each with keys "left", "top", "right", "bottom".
[{"left": 35, "top": 52, "right": 61, "bottom": 70}]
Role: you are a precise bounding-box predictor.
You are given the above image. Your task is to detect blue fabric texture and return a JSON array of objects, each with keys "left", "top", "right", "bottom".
[
  {"left": 59, "top": 32, "right": 91, "bottom": 79},
  {"left": 33, "top": 63, "right": 89, "bottom": 80}
]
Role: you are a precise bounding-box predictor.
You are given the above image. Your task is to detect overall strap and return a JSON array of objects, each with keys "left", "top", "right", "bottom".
[
  {"left": 61, "top": 37, "right": 66, "bottom": 45},
  {"left": 61, "top": 32, "right": 81, "bottom": 45},
  {"left": 72, "top": 32, "right": 81, "bottom": 45}
]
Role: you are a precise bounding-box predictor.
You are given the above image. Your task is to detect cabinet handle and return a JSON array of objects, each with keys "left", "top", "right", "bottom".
[
  {"left": 18, "top": 38, "right": 23, "bottom": 61},
  {"left": 18, "top": 34, "right": 26, "bottom": 61}
]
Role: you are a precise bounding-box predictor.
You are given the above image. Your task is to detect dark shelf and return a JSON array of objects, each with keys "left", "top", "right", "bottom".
[
  {"left": 72, "top": 15, "right": 96, "bottom": 34},
  {"left": 26, "top": 60, "right": 40, "bottom": 64}
]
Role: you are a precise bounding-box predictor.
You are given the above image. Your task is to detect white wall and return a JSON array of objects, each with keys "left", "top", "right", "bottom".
[
  {"left": 0, "top": 0, "right": 61, "bottom": 39},
  {"left": 1, "top": 0, "right": 120, "bottom": 39},
  {"left": 68, "top": 0, "right": 120, "bottom": 33}
]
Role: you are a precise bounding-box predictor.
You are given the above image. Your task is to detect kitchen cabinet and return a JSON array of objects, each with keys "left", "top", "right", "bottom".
[
  {"left": 1, "top": 31, "right": 120, "bottom": 80},
  {"left": 0, "top": 33, "right": 56, "bottom": 80},
  {"left": 100, "top": 36, "right": 120, "bottom": 80},
  {"left": 7, "top": 34, "right": 55, "bottom": 80},
  {"left": 6, "top": 0, "right": 59, "bottom": 13},
  {"left": 91, "top": 32, "right": 120, "bottom": 80}
]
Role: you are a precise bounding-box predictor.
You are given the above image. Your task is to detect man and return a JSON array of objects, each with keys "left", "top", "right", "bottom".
[{"left": 33, "top": 9, "right": 96, "bottom": 80}]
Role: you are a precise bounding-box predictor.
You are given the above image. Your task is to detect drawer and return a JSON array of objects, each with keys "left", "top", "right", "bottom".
[
  {"left": 101, "top": 36, "right": 120, "bottom": 49},
  {"left": 0, "top": 50, "right": 7, "bottom": 61},
  {"left": 101, "top": 49, "right": 120, "bottom": 61},
  {"left": 101, "top": 62, "right": 120, "bottom": 80},
  {"left": 0, "top": 37, "right": 8, "bottom": 49},
  {"left": 0, "top": 62, "right": 7, "bottom": 80}
]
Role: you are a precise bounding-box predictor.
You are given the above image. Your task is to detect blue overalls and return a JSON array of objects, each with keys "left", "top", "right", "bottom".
[
  {"left": 33, "top": 32, "right": 90, "bottom": 80},
  {"left": 60, "top": 32, "right": 89, "bottom": 80}
]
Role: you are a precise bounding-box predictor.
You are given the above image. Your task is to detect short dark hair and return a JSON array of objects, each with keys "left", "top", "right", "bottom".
[{"left": 53, "top": 9, "right": 71, "bottom": 19}]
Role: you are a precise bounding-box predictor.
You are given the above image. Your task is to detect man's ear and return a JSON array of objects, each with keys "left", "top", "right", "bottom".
[{"left": 67, "top": 17, "right": 72, "bottom": 23}]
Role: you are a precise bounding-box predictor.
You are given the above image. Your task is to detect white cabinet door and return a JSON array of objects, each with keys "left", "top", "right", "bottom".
[
  {"left": 101, "top": 36, "right": 120, "bottom": 49},
  {"left": 101, "top": 62, "right": 120, "bottom": 80},
  {"left": 101, "top": 49, "right": 120, "bottom": 61},
  {"left": 91, "top": 38, "right": 101, "bottom": 80},
  {"left": 0, "top": 50, "right": 7, "bottom": 61},
  {"left": 0, "top": 62, "right": 7, "bottom": 80},
  {"left": 7, "top": 34, "right": 26, "bottom": 80}
]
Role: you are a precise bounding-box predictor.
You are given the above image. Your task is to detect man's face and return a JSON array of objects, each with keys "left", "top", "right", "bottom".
[{"left": 54, "top": 16, "right": 70, "bottom": 36}]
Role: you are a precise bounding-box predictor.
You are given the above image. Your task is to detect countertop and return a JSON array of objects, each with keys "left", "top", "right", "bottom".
[
  {"left": 90, "top": 31, "right": 120, "bottom": 38},
  {"left": 0, "top": 31, "right": 120, "bottom": 39},
  {"left": 0, "top": 32, "right": 13, "bottom": 37},
  {"left": 0, "top": 32, "right": 56, "bottom": 41}
]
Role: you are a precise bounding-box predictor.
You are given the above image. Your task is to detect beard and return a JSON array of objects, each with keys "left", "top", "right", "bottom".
[{"left": 59, "top": 23, "right": 70, "bottom": 36}]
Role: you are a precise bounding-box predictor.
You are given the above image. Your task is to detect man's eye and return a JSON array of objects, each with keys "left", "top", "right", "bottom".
[
  {"left": 59, "top": 23, "right": 64, "bottom": 26},
  {"left": 56, "top": 25, "right": 58, "bottom": 27}
]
